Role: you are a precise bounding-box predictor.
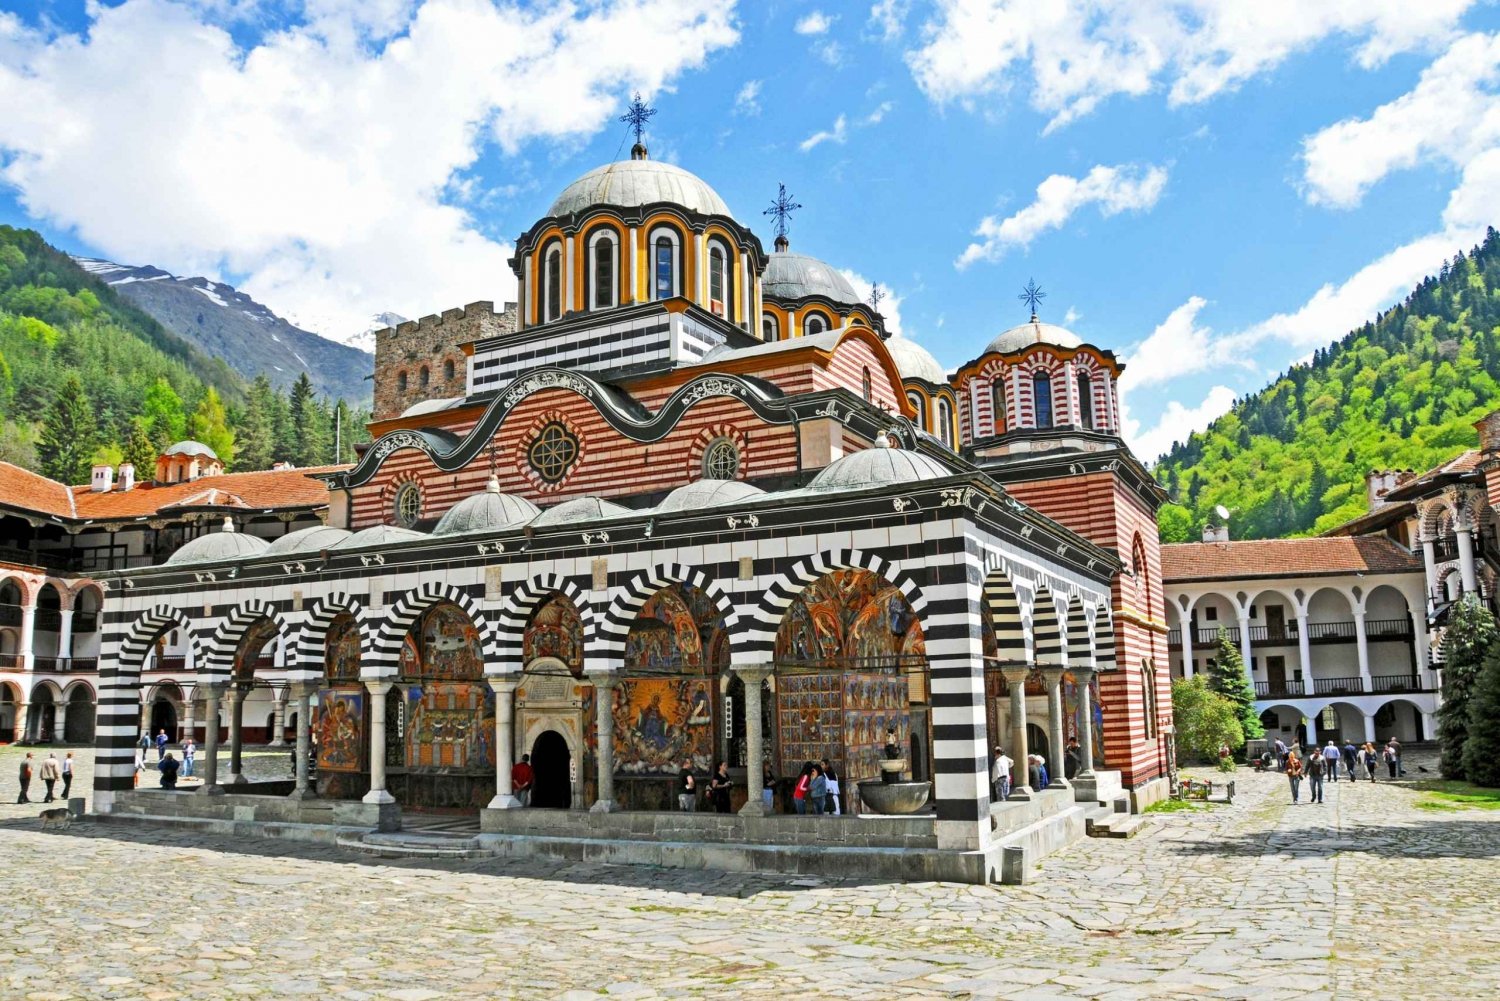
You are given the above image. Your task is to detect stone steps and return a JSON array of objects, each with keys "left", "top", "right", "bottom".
[
  {"left": 337, "top": 831, "right": 484, "bottom": 859},
  {"left": 1087, "top": 813, "right": 1145, "bottom": 839}
]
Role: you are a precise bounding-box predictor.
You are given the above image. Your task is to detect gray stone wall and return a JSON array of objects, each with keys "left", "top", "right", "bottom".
[{"left": 372, "top": 301, "right": 517, "bottom": 420}]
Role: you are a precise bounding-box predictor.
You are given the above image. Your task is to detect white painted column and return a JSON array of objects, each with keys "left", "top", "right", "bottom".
[
  {"left": 753, "top": 276, "right": 764, "bottom": 339},
  {"left": 18, "top": 601, "right": 35, "bottom": 671},
  {"left": 519, "top": 254, "right": 531, "bottom": 330},
  {"left": 1063, "top": 360, "right": 1077, "bottom": 425},
  {"left": 13, "top": 703, "right": 27, "bottom": 743},
  {"left": 696, "top": 232, "right": 708, "bottom": 304},
  {"left": 181, "top": 700, "right": 195, "bottom": 745},
  {"left": 563, "top": 234, "right": 575, "bottom": 314},
  {"left": 1421, "top": 538, "right": 1438, "bottom": 611},
  {"left": 487, "top": 677, "right": 521, "bottom": 810},
  {"left": 268, "top": 698, "right": 286, "bottom": 747},
  {"left": 1363, "top": 713, "right": 1376, "bottom": 743},
  {"left": 738, "top": 253, "right": 750, "bottom": 328},
  {"left": 1179, "top": 598, "right": 1196, "bottom": 679},
  {"left": 1353, "top": 609, "right": 1372, "bottom": 693},
  {"left": 1457, "top": 527, "right": 1478, "bottom": 594},
  {"left": 1040, "top": 667, "right": 1069, "bottom": 788},
  {"left": 362, "top": 680, "right": 395, "bottom": 805},
  {"left": 627, "top": 226, "right": 639, "bottom": 304},
  {"left": 589, "top": 671, "right": 620, "bottom": 813},
  {"left": 57, "top": 609, "right": 74, "bottom": 666},
  {"left": 1237, "top": 610, "right": 1254, "bottom": 688},
  {"left": 53, "top": 705, "right": 67, "bottom": 743},
  {"left": 1296, "top": 610, "right": 1313, "bottom": 695},
  {"left": 734, "top": 665, "right": 774, "bottom": 816},
  {"left": 288, "top": 684, "right": 315, "bottom": 800},
  {"left": 1411, "top": 606, "right": 1434, "bottom": 685}
]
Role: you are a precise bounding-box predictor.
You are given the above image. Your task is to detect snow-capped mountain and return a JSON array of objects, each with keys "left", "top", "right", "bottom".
[
  {"left": 344, "top": 311, "right": 410, "bottom": 353},
  {"left": 74, "top": 257, "right": 373, "bottom": 404}
]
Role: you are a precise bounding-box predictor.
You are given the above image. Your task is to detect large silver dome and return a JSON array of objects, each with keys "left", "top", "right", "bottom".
[
  {"left": 806, "top": 437, "right": 954, "bottom": 493},
  {"left": 983, "top": 318, "right": 1083, "bottom": 356},
  {"left": 264, "top": 525, "right": 352, "bottom": 556},
  {"left": 548, "top": 159, "right": 733, "bottom": 219},
  {"left": 762, "top": 251, "right": 861, "bottom": 305},
  {"left": 530, "top": 496, "right": 632, "bottom": 527},
  {"left": 165, "top": 518, "right": 269, "bottom": 565},
  {"left": 331, "top": 525, "right": 427, "bottom": 550},
  {"left": 655, "top": 479, "right": 764, "bottom": 513},
  {"left": 884, "top": 335, "right": 947, "bottom": 384},
  {"left": 433, "top": 478, "right": 541, "bottom": 536}
]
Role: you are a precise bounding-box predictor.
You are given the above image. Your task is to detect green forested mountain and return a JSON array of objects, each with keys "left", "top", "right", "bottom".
[
  {"left": 1154, "top": 228, "right": 1500, "bottom": 542},
  {"left": 0, "top": 226, "right": 369, "bottom": 483}
]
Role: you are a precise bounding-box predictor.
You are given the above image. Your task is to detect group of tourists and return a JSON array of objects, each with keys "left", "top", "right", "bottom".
[
  {"left": 14, "top": 750, "right": 74, "bottom": 803},
  {"left": 1274, "top": 735, "right": 1404, "bottom": 804},
  {"left": 789, "top": 759, "right": 842, "bottom": 815},
  {"left": 135, "top": 729, "right": 193, "bottom": 789}
]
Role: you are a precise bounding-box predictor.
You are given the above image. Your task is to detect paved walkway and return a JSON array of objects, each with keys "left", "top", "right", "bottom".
[{"left": 0, "top": 745, "right": 1496, "bottom": 999}]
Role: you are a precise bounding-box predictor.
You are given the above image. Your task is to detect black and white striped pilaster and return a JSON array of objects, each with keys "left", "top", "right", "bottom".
[
  {"left": 1094, "top": 605, "right": 1117, "bottom": 668},
  {"left": 1066, "top": 595, "right": 1092, "bottom": 665},
  {"left": 1032, "top": 584, "right": 1063, "bottom": 667},
  {"left": 982, "top": 565, "right": 1026, "bottom": 660},
  {"left": 923, "top": 543, "right": 990, "bottom": 850}
]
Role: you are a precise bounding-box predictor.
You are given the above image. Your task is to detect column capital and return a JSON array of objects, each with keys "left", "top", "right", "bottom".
[
  {"left": 288, "top": 680, "right": 319, "bottom": 699},
  {"left": 1071, "top": 666, "right": 1095, "bottom": 682},
  {"left": 1038, "top": 666, "right": 1066, "bottom": 690},
  {"left": 199, "top": 682, "right": 229, "bottom": 700},
  {"left": 585, "top": 670, "right": 621, "bottom": 690},
  {"left": 362, "top": 678, "right": 393, "bottom": 697},
  {"left": 487, "top": 676, "right": 520, "bottom": 696},
  {"left": 1000, "top": 665, "right": 1031, "bottom": 685},
  {"left": 731, "top": 663, "right": 775, "bottom": 684}
]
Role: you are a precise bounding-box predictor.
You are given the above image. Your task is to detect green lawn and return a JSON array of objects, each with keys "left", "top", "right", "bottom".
[{"left": 1410, "top": 780, "right": 1500, "bottom": 811}]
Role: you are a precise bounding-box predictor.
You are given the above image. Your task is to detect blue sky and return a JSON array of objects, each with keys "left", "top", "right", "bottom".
[{"left": 1, "top": 1, "right": 1498, "bottom": 459}]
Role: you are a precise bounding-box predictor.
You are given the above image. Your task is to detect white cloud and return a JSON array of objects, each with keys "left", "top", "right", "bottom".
[
  {"left": 1123, "top": 385, "right": 1238, "bottom": 464},
  {"left": 816, "top": 40, "right": 846, "bottom": 67},
  {"left": 865, "top": 100, "right": 894, "bottom": 124},
  {"left": 868, "top": 0, "right": 911, "bottom": 42},
  {"left": 905, "top": 0, "right": 1473, "bottom": 131},
  {"left": 734, "top": 78, "right": 762, "bottom": 116},
  {"left": 956, "top": 163, "right": 1167, "bottom": 268},
  {"left": 838, "top": 269, "right": 906, "bottom": 337},
  {"left": 799, "top": 113, "right": 848, "bottom": 152},
  {"left": 1301, "top": 32, "right": 1500, "bottom": 208},
  {"left": 1062, "top": 306, "right": 1080, "bottom": 324},
  {"left": 1118, "top": 296, "right": 1250, "bottom": 390},
  {"left": 0, "top": 0, "right": 738, "bottom": 342},
  {"left": 795, "top": 11, "right": 833, "bottom": 35}
]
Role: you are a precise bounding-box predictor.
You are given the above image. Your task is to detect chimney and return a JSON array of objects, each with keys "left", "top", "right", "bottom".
[
  {"left": 1202, "top": 522, "right": 1229, "bottom": 543},
  {"left": 90, "top": 464, "right": 114, "bottom": 493},
  {"left": 117, "top": 463, "right": 135, "bottom": 491},
  {"left": 271, "top": 460, "right": 296, "bottom": 471},
  {"left": 1366, "top": 469, "right": 1401, "bottom": 510},
  {"left": 1476, "top": 408, "right": 1500, "bottom": 455}
]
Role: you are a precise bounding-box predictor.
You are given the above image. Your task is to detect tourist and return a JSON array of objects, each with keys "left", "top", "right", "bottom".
[
  {"left": 159, "top": 752, "right": 180, "bottom": 790},
  {"left": 1286, "top": 750, "right": 1304, "bottom": 803},
  {"left": 1305, "top": 744, "right": 1326, "bottom": 804},
  {"left": 808, "top": 763, "right": 828, "bottom": 816},
  {"left": 792, "top": 762, "right": 813, "bottom": 815},
  {"left": 676, "top": 758, "right": 697, "bottom": 812},
  {"left": 182, "top": 738, "right": 196, "bottom": 778},
  {"left": 17, "top": 752, "right": 33, "bottom": 804},
  {"left": 1384, "top": 743, "right": 1399, "bottom": 779},
  {"left": 1065, "top": 739, "right": 1082, "bottom": 780},
  {"left": 1323, "top": 741, "right": 1342, "bottom": 783},
  {"left": 39, "top": 752, "right": 61, "bottom": 803},
  {"left": 821, "top": 758, "right": 841, "bottom": 815},
  {"left": 60, "top": 752, "right": 74, "bottom": 799},
  {"left": 991, "top": 746, "right": 1012, "bottom": 802},
  {"left": 1289, "top": 740, "right": 1303, "bottom": 768},
  {"left": 762, "top": 761, "right": 775, "bottom": 812},
  {"left": 512, "top": 753, "right": 535, "bottom": 807},
  {"left": 1274, "top": 737, "right": 1288, "bottom": 771},
  {"left": 1342, "top": 740, "right": 1358, "bottom": 780},
  {"left": 155, "top": 728, "right": 169, "bottom": 761},
  {"left": 1032, "top": 752, "right": 1049, "bottom": 790},
  {"left": 135, "top": 732, "right": 149, "bottom": 772},
  {"left": 1390, "top": 737, "right": 1404, "bottom": 776},
  {"left": 709, "top": 761, "right": 732, "bottom": 814},
  {"left": 1360, "top": 743, "right": 1379, "bottom": 782}
]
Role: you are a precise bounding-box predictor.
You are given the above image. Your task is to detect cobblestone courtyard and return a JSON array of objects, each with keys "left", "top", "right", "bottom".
[{"left": 1, "top": 746, "right": 1497, "bottom": 999}]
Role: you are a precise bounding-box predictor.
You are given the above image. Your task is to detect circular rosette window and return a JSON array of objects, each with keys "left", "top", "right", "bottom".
[{"left": 527, "top": 420, "right": 580, "bottom": 485}]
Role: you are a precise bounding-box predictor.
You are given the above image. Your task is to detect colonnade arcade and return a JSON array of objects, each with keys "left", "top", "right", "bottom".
[{"left": 103, "top": 552, "right": 1116, "bottom": 821}]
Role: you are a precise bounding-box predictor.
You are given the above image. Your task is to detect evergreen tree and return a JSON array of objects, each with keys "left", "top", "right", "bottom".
[
  {"left": 121, "top": 419, "right": 157, "bottom": 477},
  {"left": 237, "top": 375, "right": 277, "bottom": 471},
  {"left": 36, "top": 373, "right": 97, "bottom": 483},
  {"left": 187, "top": 386, "right": 236, "bottom": 469},
  {"left": 290, "top": 373, "right": 331, "bottom": 467},
  {"left": 1206, "top": 628, "right": 1263, "bottom": 748},
  {"left": 1461, "top": 641, "right": 1500, "bottom": 787},
  {"left": 1438, "top": 594, "right": 1498, "bottom": 779}
]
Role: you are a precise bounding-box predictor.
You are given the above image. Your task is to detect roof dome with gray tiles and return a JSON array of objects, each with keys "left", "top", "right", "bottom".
[
  {"left": 530, "top": 496, "right": 632, "bottom": 527},
  {"left": 762, "top": 251, "right": 861, "bottom": 305},
  {"left": 263, "top": 525, "right": 352, "bottom": 556},
  {"left": 548, "top": 158, "right": 733, "bottom": 219},
  {"left": 165, "top": 517, "right": 268, "bottom": 565},
  {"left": 655, "top": 478, "right": 764, "bottom": 513},
  {"left": 433, "top": 477, "right": 542, "bottom": 536},
  {"left": 805, "top": 435, "right": 954, "bottom": 493}
]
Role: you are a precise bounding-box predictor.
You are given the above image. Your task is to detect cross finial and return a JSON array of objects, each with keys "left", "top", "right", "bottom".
[
  {"left": 620, "top": 92, "right": 656, "bottom": 146},
  {"left": 1018, "top": 278, "right": 1046, "bottom": 320},
  {"left": 763, "top": 182, "right": 802, "bottom": 247},
  {"left": 868, "top": 282, "right": 886, "bottom": 311}
]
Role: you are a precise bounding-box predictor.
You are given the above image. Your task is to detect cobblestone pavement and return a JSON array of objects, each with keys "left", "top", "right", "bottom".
[{"left": 1, "top": 744, "right": 1497, "bottom": 999}]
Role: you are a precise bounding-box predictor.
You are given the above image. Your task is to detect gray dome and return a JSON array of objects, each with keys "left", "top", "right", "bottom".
[
  {"left": 530, "top": 496, "right": 632, "bottom": 527},
  {"left": 433, "top": 477, "right": 541, "bottom": 536},
  {"left": 263, "top": 525, "right": 352, "bottom": 556},
  {"left": 984, "top": 318, "right": 1083, "bottom": 355},
  {"left": 806, "top": 436, "right": 954, "bottom": 493},
  {"left": 884, "top": 335, "right": 947, "bottom": 384},
  {"left": 548, "top": 158, "right": 732, "bottom": 218},
  {"left": 162, "top": 440, "right": 219, "bottom": 459},
  {"left": 655, "top": 479, "right": 764, "bottom": 513},
  {"left": 762, "top": 252, "right": 861, "bottom": 305},
  {"left": 165, "top": 517, "right": 268, "bottom": 565},
  {"left": 331, "top": 525, "right": 427, "bottom": 550}
]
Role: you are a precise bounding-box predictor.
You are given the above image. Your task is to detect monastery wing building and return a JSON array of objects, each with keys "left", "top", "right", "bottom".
[{"left": 77, "top": 142, "right": 1174, "bottom": 883}]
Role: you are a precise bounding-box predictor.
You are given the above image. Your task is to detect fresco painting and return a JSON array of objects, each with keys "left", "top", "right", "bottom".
[
  {"left": 325, "top": 613, "right": 361, "bottom": 682},
  {"left": 773, "top": 569, "right": 923, "bottom": 668},
  {"left": 523, "top": 594, "right": 584, "bottom": 674},
  {"left": 612, "top": 677, "right": 714, "bottom": 774},
  {"left": 403, "top": 682, "right": 495, "bottom": 771},
  {"left": 777, "top": 672, "right": 910, "bottom": 809},
  {"left": 1064, "top": 671, "right": 1105, "bottom": 764},
  {"left": 315, "top": 689, "right": 364, "bottom": 772},
  {"left": 235, "top": 617, "right": 280, "bottom": 678},
  {"left": 624, "top": 585, "right": 719, "bottom": 672},
  {"left": 404, "top": 603, "right": 483, "bottom": 680}
]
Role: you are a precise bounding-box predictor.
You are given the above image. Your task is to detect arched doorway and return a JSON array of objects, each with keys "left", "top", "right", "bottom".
[
  {"left": 1027, "top": 722, "right": 1049, "bottom": 764},
  {"left": 30, "top": 684, "right": 58, "bottom": 742},
  {"left": 0, "top": 681, "right": 17, "bottom": 742},
  {"left": 150, "top": 698, "right": 178, "bottom": 739},
  {"left": 64, "top": 685, "right": 95, "bottom": 743},
  {"left": 530, "top": 730, "right": 572, "bottom": 808}
]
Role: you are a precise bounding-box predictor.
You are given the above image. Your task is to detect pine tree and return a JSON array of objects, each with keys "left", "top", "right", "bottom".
[
  {"left": 37, "top": 373, "right": 98, "bottom": 483},
  {"left": 237, "top": 375, "right": 277, "bottom": 471},
  {"left": 121, "top": 419, "right": 157, "bottom": 477},
  {"left": 187, "top": 386, "right": 236, "bottom": 469},
  {"left": 1461, "top": 640, "right": 1500, "bottom": 787},
  {"left": 1438, "top": 594, "right": 1498, "bottom": 779},
  {"left": 1206, "top": 627, "right": 1263, "bottom": 748},
  {"left": 292, "top": 380, "right": 331, "bottom": 467}
]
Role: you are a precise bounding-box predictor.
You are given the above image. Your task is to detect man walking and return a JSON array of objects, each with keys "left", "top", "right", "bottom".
[
  {"left": 155, "top": 728, "right": 168, "bottom": 762},
  {"left": 991, "top": 746, "right": 1012, "bottom": 803},
  {"left": 1306, "top": 745, "right": 1326, "bottom": 804},
  {"left": 17, "top": 752, "right": 34, "bottom": 804},
  {"left": 39, "top": 752, "right": 61, "bottom": 803},
  {"left": 182, "top": 738, "right": 196, "bottom": 778},
  {"left": 1274, "top": 737, "right": 1288, "bottom": 772},
  {"left": 1342, "top": 740, "right": 1358, "bottom": 780},
  {"left": 60, "top": 751, "right": 74, "bottom": 799},
  {"left": 1323, "top": 741, "right": 1342, "bottom": 783},
  {"left": 1286, "top": 751, "right": 1304, "bottom": 803},
  {"left": 1390, "top": 737, "right": 1404, "bottom": 776}
]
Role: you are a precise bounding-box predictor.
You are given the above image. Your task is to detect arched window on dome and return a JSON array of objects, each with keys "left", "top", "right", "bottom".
[
  {"left": 936, "top": 397, "right": 955, "bottom": 449},
  {"left": 862, "top": 367, "right": 872, "bottom": 402},
  {"left": 649, "top": 226, "right": 681, "bottom": 300},
  {"left": 907, "top": 391, "right": 927, "bottom": 431},
  {"left": 707, "top": 238, "right": 733, "bottom": 321},
  {"left": 803, "top": 311, "right": 829, "bottom": 336},
  {"left": 762, "top": 312, "right": 780, "bottom": 341},
  {"left": 588, "top": 229, "right": 618, "bottom": 311},
  {"left": 1032, "top": 372, "right": 1054, "bottom": 428},
  {"left": 543, "top": 241, "right": 563, "bottom": 323},
  {"left": 1077, "top": 372, "right": 1094, "bottom": 429},
  {"left": 991, "top": 378, "right": 1007, "bottom": 435}
]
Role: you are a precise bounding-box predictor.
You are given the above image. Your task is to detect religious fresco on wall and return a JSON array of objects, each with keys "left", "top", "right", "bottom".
[
  {"left": 1064, "top": 671, "right": 1105, "bottom": 764},
  {"left": 325, "top": 613, "right": 361, "bottom": 682},
  {"left": 400, "top": 603, "right": 483, "bottom": 680},
  {"left": 773, "top": 569, "right": 923, "bottom": 668},
  {"left": 315, "top": 689, "right": 364, "bottom": 772},
  {"left": 612, "top": 677, "right": 715, "bottom": 774},
  {"left": 523, "top": 595, "right": 584, "bottom": 675},
  {"left": 401, "top": 682, "right": 495, "bottom": 771},
  {"left": 623, "top": 585, "right": 725, "bottom": 673},
  {"left": 235, "top": 617, "right": 280, "bottom": 677},
  {"left": 776, "top": 672, "right": 911, "bottom": 810}
]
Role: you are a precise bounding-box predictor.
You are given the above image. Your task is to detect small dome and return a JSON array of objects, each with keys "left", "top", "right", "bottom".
[
  {"left": 162, "top": 440, "right": 219, "bottom": 459},
  {"left": 806, "top": 435, "right": 955, "bottom": 493},
  {"left": 165, "top": 516, "right": 268, "bottom": 565},
  {"left": 548, "top": 158, "right": 732, "bottom": 219},
  {"left": 433, "top": 477, "right": 541, "bottom": 536},
  {"left": 762, "top": 251, "right": 861, "bottom": 305},
  {"left": 983, "top": 317, "right": 1083, "bottom": 356},
  {"left": 884, "top": 335, "right": 947, "bottom": 384},
  {"left": 331, "top": 525, "right": 427, "bottom": 551},
  {"left": 655, "top": 479, "right": 764, "bottom": 513},
  {"left": 530, "top": 496, "right": 632, "bottom": 527},
  {"left": 263, "top": 525, "right": 352, "bottom": 556}
]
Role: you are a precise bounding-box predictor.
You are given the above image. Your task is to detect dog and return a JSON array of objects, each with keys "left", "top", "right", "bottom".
[{"left": 38, "top": 808, "right": 71, "bottom": 831}]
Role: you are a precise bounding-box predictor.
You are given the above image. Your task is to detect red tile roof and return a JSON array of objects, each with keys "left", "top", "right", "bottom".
[
  {"left": 1162, "top": 535, "right": 1422, "bottom": 583},
  {"left": 0, "top": 462, "right": 76, "bottom": 519}
]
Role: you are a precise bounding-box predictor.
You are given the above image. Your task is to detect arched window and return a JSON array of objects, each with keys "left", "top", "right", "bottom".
[
  {"left": 443, "top": 359, "right": 455, "bottom": 381},
  {"left": 589, "top": 229, "right": 617, "bottom": 310},
  {"left": 907, "top": 391, "right": 927, "bottom": 430},
  {"left": 1032, "top": 371, "right": 1054, "bottom": 428},
  {"left": 804, "top": 312, "right": 828, "bottom": 336},
  {"left": 419, "top": 366, "right": 430, "bottom": 388},
  {"left": 707, "top": 242, "right": 730, "bottom": 319},
  {"left": 396, "top": 371, "right": 407, "bottom": 393},
  {"left": 991, "top": 378, "right": 1006, "bottom": 434},
  {"left": 650, "top": 228, "right": 680, "bottom": 300},
  {"left": 1141, "top": 661, "right": 1158, "bottom": 739},
  {"left": 1077, "top": 372, "right": 1094, "bottom": 429},
  {"left": 936, "top": 397, "right": 955, "bottom": 449},
  {"left": 543, "top": 242, "right": 562, "bottom": 322},
  {"left": 762, "top": 312, "right": 779, "bottom": 341},
  {"left": 862, "top": 366, "right": 872, "bottom": 402},
  {"left": 702, "top": 437, "right": 740, "bottom": 480},
  {"left": 394, "top": 483, "right": 422, "bottom": 528}
]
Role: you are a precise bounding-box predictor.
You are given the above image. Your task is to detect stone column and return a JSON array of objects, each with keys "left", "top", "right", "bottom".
[
  {"left": 1295, "top": 611, "right": 1313, "bottom": 696},
  {"left": 288, "top": 683, "right": 315, "bottom": 800},
  {"left": 268, "top": 698, "right": 286, "bottom": 747},
  {"left": 13, "top": 702, "right": 28, "bottom": 743},
  {"left": 1362, "top": 713, "right": 1376, "bottom": 744},
  {"left": 57, "top": 608, "right": 74, "bottom": 666},
  {"left": 1353, "top": 609, "right": 1372, "bottom": 693},
  {"left": 1237, "top": 611, "right": 1254, "bottom": 684},
  {"left": 487, "top": 677, "right": 521, "bottom": 810},
  {"left": 362, "top": 680, "right": 395, "bottom": 805},
  {"left": 1040, "top": 667, "right": 1069, "bottom": 789},
  {"left": 1457, "top": 527, "right": 1479, "bottom": 594},
  {"left": 588, "top": 671, "right": 620, "bottom": 813},
  {"left": 18, "top": 601, "right": 34, "bottom": 671},
  {"left": 734, "top": 665, "right": 774, "bottom": 816},
  {"left": 1001, "top": 667, "right": 1031, "bottom": 798},
  {"left": 53, "top": 705, "right": 67, "bottom": 743},
  {"left": 1179, "top": 602, "right": 1195, "bottom": 680},
  {"left": 1074, "top": 668, "right": 1096, "bottom": 778},
  {"left": 182, "top": 700, "right": 195, "bottom": 745},
  {"left": 201, "top": 685, "right": 225, "bottom": 795},
  {"left": 226, "top": 683, "right": 248, "bottom": 785}
]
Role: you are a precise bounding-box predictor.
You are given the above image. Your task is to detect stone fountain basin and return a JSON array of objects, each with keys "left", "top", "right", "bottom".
[{"left": 857, "top": 779, "right": 932, "bottom": 815}]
